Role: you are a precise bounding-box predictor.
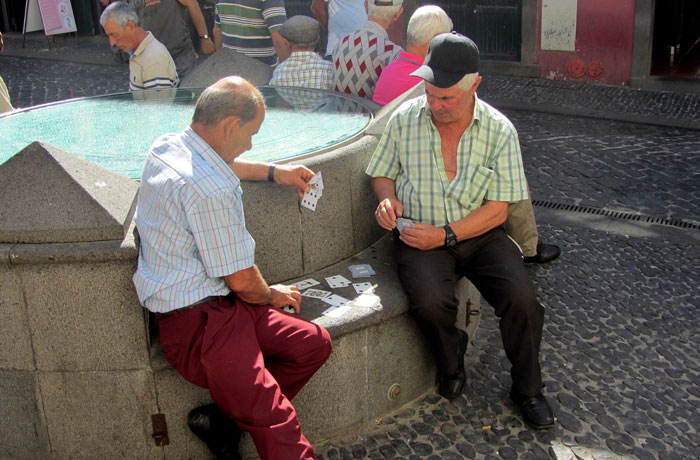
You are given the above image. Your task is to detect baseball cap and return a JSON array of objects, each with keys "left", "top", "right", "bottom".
[
  {"left": 410, "top": 32, "right": 479, "bottom": 88},
  {"left": 279, "top": 15, "right": 320, "bottom": 44}
]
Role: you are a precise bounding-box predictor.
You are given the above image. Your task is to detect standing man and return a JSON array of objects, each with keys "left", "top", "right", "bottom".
[
  {"left": 133, "top": 76, "right": 332, "bottom": 459},
  {"left": 366, "top": 32, "right": 555, "bottom": 429},
  {"left": 332, "top": 0, "right": 403, "bottom": 99},
  {"left": 129, "top": 0, "right": 215, "bottom": 79},
  {"left": 101, "top": 0, "right": 214, "bottom": 78},
  {"left": 213, "top": 0, "right": 290, "bottom": 65},
  {"left": 101, "top": 2, "right": 179, "bottom": 91},
  {"left": 0, "top": 31, "right": 14, "bottom": 113},
  {"left": 269, "top": 15, "right": 333, "bottom": 90},
  {"left": 310, "top": 0, "right": 367, "bottom": 57}
]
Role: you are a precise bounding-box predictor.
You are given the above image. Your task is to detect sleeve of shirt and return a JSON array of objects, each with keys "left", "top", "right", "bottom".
[
  {"left": 261, "top": 0, "right": 287, "bottom": 33},
  {"left": 485, "top": 123, "right": 529, "bottom": 202},
  {"left": 186, "top": 192, "right": 256, "bottom": 278},
  {"left": 139, "top": 57, "right": 179, "bottom": 89},
  {"left": 366, "top": 114, "right": 401, "bottom": 180}
]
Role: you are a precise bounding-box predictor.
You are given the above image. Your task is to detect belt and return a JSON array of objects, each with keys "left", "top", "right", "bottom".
[{"left": 152, "top": 296, "right": 219, "bottom": 320}]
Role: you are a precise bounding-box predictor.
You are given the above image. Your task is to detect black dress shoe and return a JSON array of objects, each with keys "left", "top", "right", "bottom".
[
  {"left": 523, "top": 242, "right": 561, "bottom": 264},
  {"left": 438, "top": 330, "right": 469, "bottom": 400},
  {"left": 510, "top": 389, "right": 555, "bottom": 430},
  {"left": 187, "top": 404, "right": 243, "bottom": 460}
]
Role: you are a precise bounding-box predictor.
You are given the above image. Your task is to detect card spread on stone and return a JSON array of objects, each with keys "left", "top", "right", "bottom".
[
  {"left": 352, "top": 293, "right": 381, "bottom": 309},
  {"left": 301, "top": 288, "right": 332, "bottom": 299},
  {"left": 293, "top": 278, "right": 320, "bottom": 290},
  {"left": 322, "top": 305, "right": 353, "bottom": 317},
  {"left": 325, "top": 275, "right": 351, "bottom": 288},
  {"left": 352, "top": 282, "right": 373, "bottom": 294},
  {"left": 348, "top": 264, "right": 375, "bottom": 278}
]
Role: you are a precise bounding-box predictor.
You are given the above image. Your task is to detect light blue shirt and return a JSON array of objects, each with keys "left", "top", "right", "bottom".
[{"left": 133, "top": 127, "right": 256, "bottom": 313}]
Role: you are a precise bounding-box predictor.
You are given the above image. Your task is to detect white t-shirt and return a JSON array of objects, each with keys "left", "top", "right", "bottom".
[{"left": 326, "top": 0, "right": 368, "bottom": 55}]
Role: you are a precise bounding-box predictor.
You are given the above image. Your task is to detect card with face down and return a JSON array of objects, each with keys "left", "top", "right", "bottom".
[{"left": 348, "top": 264, "right": 375, "bottom": 278}]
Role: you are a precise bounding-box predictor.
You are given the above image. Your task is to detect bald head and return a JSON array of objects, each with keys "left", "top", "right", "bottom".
[{"left": 192, "top": 77, "right": 265, "bottom": 127}]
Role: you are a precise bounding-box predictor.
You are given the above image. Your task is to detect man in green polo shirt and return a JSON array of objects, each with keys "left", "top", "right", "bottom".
[
  {"left": 366, "top": 32, "right": 555, "bottom": 430},
  {"left": 213, "top": 0, "right": 290, "bottom": 65}
]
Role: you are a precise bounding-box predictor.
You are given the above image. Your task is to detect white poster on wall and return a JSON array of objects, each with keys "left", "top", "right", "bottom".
[
  {"left": 541, "top": 0, "right": 577, "bottom": 52},
  {"left": 24, "top": 0, "right": 45, "bottom": 32},
  {"left": 24, "top": 0, "right": 77, "bottom": 35}
]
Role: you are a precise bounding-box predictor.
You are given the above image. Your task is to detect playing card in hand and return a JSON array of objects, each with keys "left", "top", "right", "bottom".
[
  {"left": 301, "top": 171, "right": 324, "bottom": 211},
  {"left": 396, "top": 217, "right": 414, "bottom": 233}
]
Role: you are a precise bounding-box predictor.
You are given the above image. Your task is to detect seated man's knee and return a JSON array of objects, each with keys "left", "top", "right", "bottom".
[
  {"left": 492, "top": 276, "right": 541, "bottom": 317},
  {"left": 408, "top": 289, "right": 459, "bottom": 325}
]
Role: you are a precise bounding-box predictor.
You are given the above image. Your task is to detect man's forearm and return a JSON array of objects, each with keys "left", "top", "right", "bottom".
[
  {"left": 371, "top": 177, "right": 397, "bottom": 202},
  {"left": 271, "top": 30, "right": 290, "bottom": 62},
  {"left": 229, "top": 158, "right": 271, "bottom": 181},
  {"left": 223, "top": 265, "right": 272, "bottom": 305},
  {"left": 449, "top": 200, "right": 508, "bottom": 242},
  {"left": 181, "top": 0, "right": 208, "bottom": 37},
  {"left": 310, "top": 0, "right": 329, "bottom": 34}
]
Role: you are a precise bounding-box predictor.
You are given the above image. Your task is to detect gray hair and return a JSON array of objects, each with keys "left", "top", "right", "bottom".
[
  {"left": 192, "top": 77, "right": 265, "bottom": 126},
  {"left": 456, "top": 72, "right": 479, "bottom": 92},
  {"left": 407, "top": 5, "right": 452, "bottom": 47},
  {"left": 100, "top": 1, "right": 139, "bottom": 28},
  {"left": 368, "top": 4, "right": 403, "bottom": 22}
]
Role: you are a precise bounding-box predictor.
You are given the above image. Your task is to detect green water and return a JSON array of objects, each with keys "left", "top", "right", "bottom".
[{"left": 0, "top": 87, "right": 372, "bottom": 179}]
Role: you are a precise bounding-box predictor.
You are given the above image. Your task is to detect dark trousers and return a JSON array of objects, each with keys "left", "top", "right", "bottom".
[
  {"left": 394, "top": 226, "right": 544, "bottom": 397},
  {"left": 158, "top": 296, "right": 332, "bottom": 460}
]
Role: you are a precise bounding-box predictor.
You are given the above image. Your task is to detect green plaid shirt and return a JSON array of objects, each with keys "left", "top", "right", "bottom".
[{"left": 366, "top": 94, "right": 528, "bottom": 227}]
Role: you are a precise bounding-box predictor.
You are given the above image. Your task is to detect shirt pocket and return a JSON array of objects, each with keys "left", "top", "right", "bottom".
[{"left": 456, "top": 165, "right": 495, "bottom": 211}]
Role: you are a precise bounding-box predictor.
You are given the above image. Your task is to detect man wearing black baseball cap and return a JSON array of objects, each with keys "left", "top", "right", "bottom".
[{"left": 366, "top": 32, "right": 555, "bottom": 430}]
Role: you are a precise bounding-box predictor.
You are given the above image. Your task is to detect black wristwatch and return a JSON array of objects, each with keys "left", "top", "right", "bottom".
[
  {"left": 443, "top": 224, "right": 457, "bottom": 247},
  {"left": 199, "top": 34, "right": 210, "bottom": 40}
]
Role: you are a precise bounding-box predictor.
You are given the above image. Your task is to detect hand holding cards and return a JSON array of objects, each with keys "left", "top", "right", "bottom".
[
  {"left": 301, "top": 171, "right": 324, "bottom": 211},
  {"left": 396, "top": 217, "right": 414, "bottom": 233}
]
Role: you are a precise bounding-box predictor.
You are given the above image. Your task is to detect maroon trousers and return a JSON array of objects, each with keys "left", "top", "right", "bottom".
[{"left": 158, "top": 295, "right": 332, "bottom": 460}]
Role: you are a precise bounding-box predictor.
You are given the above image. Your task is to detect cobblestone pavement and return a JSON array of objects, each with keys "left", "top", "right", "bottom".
[{"left": 2, "top": 34, "right": 699, "bottom": 460}]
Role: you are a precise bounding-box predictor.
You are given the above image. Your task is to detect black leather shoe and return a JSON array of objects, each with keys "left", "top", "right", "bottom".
[
  {"left": 438, "top": 330, "right": 469, "bottom": 400},
  {"left": 510, "top": 389, "right": 555, "bottom": 430},
  {"left": 523, "top": 242, "right": 561, "bottom": 264},
  {"left": 187, "top": 404, "right": 242, "bottom": 460}
]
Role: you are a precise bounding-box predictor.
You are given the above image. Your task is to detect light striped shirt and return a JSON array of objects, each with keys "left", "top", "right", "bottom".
[
  {"left": 215, "top": 0, "right": 286, "bottom": 66},
  {"left": 133, "top": 127, "right": 256, "bottom": 313},
  {"left": 129, "top": 32, "right": 179, "bottom": 91},
  {"left": 366, "top": 95, "right": 528, "bottom": 227},
  {"left": 269, "top": 51, "right": 333, "bottom": 90}
]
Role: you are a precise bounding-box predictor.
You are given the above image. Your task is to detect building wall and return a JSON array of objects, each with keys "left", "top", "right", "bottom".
[{"left": 537, "top": 0, "right": 637, "bottom": 85}]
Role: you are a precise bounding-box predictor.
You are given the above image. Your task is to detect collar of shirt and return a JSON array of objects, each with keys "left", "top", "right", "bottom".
[
  {"left": 417, "top": 93, "right": 484, "bottom": 131},
  {"left": 397, "top": 49, "right": 423, "bottom": 67},
  {"left": 182, "top": 126, "right": 241, "bottom": 189},
  {"left": 132, "top": 31, "right": 154, "bottom": 58},
  {"left": 364, "top": 20, "right": 390, "bottom": 40}
]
